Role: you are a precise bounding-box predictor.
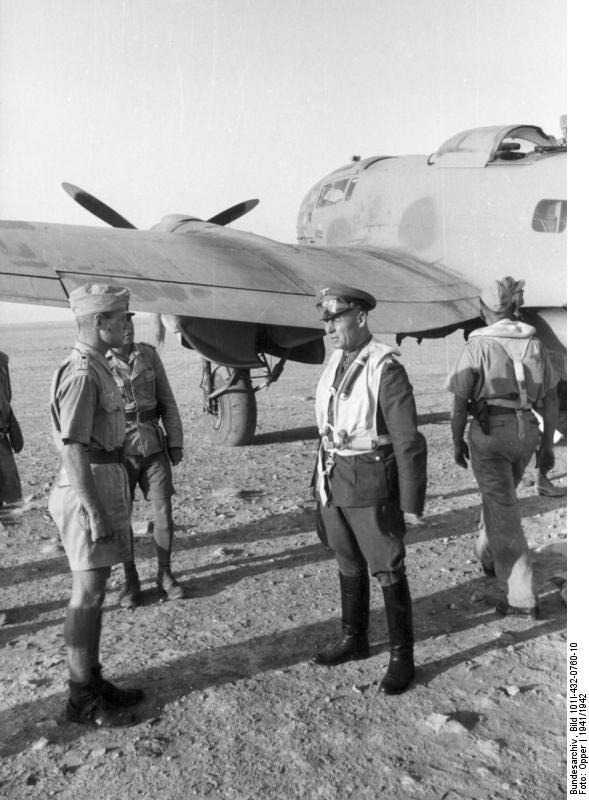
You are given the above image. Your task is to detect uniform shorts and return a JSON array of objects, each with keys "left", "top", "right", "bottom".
[
  {"left": 124, "top": 450, "right": 174, "bottom": 501},
  {"left": 48, "top": 462, "right": 132, "bottom": 571}
]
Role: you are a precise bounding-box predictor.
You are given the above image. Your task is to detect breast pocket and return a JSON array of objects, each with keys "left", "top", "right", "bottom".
[{"left": 134, "top": 367, "right": 155, "bottom": 401}]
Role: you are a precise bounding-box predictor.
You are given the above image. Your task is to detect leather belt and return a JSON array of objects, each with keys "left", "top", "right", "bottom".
[
  {"left": 125, "top": 408, "right": 159, "bottom": 423},
  {"left": 487, "top": 406, "right": 532, "bottom": 416},
  {"left": 87, "top": 448, "right": 124, "bottom": 464}
]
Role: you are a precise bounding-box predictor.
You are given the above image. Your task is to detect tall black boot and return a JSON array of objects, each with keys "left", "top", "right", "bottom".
[
  {"left": 379, "top": 577, "right": 415, "bottom": 695},
  {"left": 311, "top": 572, "right": 370, "bottom": 665}
]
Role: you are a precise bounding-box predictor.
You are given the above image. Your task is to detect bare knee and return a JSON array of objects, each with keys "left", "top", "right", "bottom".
[{"left": 69, "top": 567, "right": 109, "bottom": 609}]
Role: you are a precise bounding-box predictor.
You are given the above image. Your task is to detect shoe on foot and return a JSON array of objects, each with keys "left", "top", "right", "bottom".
[
  {"left": 535, "top": 474, "right": 566, "bottom": 497},
  {"left": 156, "top": 570, "right": 185, "bottom": 600},
  {"left": 378, "top": 655, "right": 415, "bottom": 695},
  {"left": 66, "top": 691, "right": 137, "bottom": 728},
  {"left": 92, "top": 665, "right": 144, "bottom": 708},
  {"left": 311, "top": 631, "right": 370, "bottom": 666},
  {"left": 496, "top": 600, "right": 539, "bottom": 619}
]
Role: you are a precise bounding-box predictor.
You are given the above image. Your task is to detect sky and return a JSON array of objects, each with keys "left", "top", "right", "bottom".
[{"left": 0, "top": 0, "right": 567, "bottom": 324}]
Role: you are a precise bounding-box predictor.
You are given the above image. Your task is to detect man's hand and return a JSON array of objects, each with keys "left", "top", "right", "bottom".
[
  {"left": 168, "top": 447, "right": 183, "bottom": 466},
  {"left": 87, "top": 509, "right": 113, "bottom": 543},
  {"left": 453, "top": 440, "right": 470, "bottom": 469}
]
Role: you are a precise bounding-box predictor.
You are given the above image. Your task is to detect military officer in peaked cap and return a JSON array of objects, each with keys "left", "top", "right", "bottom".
[
  {"left": 312, "top": 283, "right": 427, "bottom": 694},
  {"left": 49, "top": 283, "right": 144, "bottom": 727}
]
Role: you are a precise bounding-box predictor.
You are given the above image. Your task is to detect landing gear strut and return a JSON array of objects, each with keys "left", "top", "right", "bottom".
[
  {"left": 200, "top": 354, "right": 288, "bottom": 446},
  {"left": 200, "top": 360, "right": 257, "bottom": 446}
]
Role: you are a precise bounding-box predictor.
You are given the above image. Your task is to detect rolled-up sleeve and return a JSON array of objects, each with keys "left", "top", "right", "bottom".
[
  {"left": 378, "top": 361, "right": 427, "bottom": 515},
  {"left": 54, "top": 374, "right": 98, "bottom": 445}
]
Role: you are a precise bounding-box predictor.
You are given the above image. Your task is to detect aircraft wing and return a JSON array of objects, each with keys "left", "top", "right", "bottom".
[{"left": 0, "top": 220, "right": 480, "bottom": 334}]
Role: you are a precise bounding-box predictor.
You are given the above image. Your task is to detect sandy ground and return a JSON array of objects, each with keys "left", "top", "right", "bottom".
[{"left": 0, "top": 319, "right": 567, "bottom": 800}]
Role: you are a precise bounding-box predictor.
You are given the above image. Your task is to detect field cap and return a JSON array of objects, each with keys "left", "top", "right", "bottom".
[
  {"left": 69, "top": 283, "right": 131, "bottom": 316},
  {"left": 316, "top": 283, "right": 376, "bottom": 322},
  {"left": 480, "top": 276, "right": 525, "bottom": 316}
]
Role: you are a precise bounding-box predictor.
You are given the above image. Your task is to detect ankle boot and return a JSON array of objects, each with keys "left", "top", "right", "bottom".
[
  {"left": 66, "top": 679, "right": 137, "bottom": 727},
  {"left": 379, "top": 577, "right": 415, "bottom": 695},
  {"left": 119, "top": 564, "right": 141, "bottom": 609},
  {"left": 91, "top": 664, "right": 145, "bottom": 708},
  {"left": 156, "top": 567, "right": 185, "bottom": 600},
  {"left": 312, "top": 572, "right": 370, "bottom": 665}
]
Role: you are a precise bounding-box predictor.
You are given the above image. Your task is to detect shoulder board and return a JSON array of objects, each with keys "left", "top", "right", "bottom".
[
  {"left": 70, "top": 350, "right": 91, "bottom": 372},
  {"left": 138, "top": 341, "right": 156, "bottom": 351}
]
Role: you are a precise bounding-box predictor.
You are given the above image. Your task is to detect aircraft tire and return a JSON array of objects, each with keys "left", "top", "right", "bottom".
[{"left": 205, "top": 367, "right": 257, "bottom": 446}]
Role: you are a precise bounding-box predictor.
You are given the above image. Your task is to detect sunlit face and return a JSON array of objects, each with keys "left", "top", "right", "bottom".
[
  {"left": 121, "top": 314, "right": 135, "bottom": 346},
  {"left": 323, "top": 309, "right": 367, "bottom": 351},
  {"left": 99, "top": 310, "right": 128, "bottom": 349}
]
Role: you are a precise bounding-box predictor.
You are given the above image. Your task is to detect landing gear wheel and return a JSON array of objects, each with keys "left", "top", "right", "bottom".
[{"left": 204, "top": 366, "right": 257, "bottom": 446}]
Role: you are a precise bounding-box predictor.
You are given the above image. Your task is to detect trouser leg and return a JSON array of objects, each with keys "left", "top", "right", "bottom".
[{"left": 469, "top": 421, "right": 537, "bottom": 608}]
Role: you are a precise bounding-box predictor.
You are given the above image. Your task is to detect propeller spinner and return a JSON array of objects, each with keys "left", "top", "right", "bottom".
[{"left": 62, "top": 183, "right": 259, "bottom": 229}]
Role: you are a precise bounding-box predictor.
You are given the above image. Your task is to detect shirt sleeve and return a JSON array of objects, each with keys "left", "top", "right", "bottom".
[
  {"left": 55, "top": 372, "right": 99, "bottom": 445},
  {"left": 378, "top": 359, "right": 427, "bottom": 515},
  {"left": 445, "top": 344, "right": 479, "bottom": 399},
  {"left": 153, "top": 350, "right": 184, "bottom": 448}
]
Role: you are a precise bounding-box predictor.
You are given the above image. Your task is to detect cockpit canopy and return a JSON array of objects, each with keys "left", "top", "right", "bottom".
[{"left": 429, "top": 125, "right": 565, "bottom": 168}]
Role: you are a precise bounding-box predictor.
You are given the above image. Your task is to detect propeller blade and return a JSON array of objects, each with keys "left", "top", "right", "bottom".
[
  {"left": 207, "top": 198, "right": 259, "bottom": 226},
  {"left": 62, "top": 182, "right": 136, "bottom": 229}
]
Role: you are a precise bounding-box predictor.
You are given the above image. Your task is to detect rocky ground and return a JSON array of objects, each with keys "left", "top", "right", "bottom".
[{"left": 0, "top": 319, "right": 567, "bottom": 800}]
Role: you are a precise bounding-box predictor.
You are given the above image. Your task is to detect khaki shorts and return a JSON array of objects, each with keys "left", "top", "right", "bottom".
[{"left": 49, "top": 462, "right": 132, "bottom": 571}]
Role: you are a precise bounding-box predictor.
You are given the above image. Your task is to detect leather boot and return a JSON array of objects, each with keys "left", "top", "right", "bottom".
[
  {"left": 91, "top": 664, "right": 145, "bottom": 708},
  {"left": 66, "top": 680, "right": 137, "bottom": 728},
  {"left": 312, "top": 572, "right": 370, "bottom": 665},
  {"left": 156, "top": 567, "right": 185, "bottom": 600},
  {"left": 119, "top": 564, "right": 141, "bottom": 609},
  {"left": 379, "top": 577, "right": 415, "bottom": 695}
]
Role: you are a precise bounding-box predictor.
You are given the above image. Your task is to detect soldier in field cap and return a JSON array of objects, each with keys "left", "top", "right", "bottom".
[
  {"left": 311, "top": 283, "right": 427, "bottom": 695},
  {"left": 48, "top": 282, "right": 145, "bottom": 727}
]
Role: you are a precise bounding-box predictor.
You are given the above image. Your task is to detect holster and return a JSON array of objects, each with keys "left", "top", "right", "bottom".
[{"left": 469, "top": 399, "right": 490, "bottom": 435}]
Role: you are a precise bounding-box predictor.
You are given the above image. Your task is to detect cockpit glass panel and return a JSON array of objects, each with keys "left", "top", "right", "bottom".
[{"left": 316, "top": 178, "right": 354, "bottom": 208}]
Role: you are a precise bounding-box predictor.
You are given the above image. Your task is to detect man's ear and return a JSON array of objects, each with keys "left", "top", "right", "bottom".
[
  {"left": 357, "top": 310, "right": 368, "bottom": 328},
  {"left": 93, "top": 312, "right": 105, "bottom": 331}
]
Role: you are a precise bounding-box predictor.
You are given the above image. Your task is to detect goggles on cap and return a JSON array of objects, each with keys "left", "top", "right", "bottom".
[{"left": 319, "top": 297, "right": 362, "bottom": 322}]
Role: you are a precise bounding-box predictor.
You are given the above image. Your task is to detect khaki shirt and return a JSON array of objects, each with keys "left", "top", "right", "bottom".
[
  {"left": 48, "top": 341, "right": 131, "bottom": 570},
  {"left": 446, "top": 320, "right": 558, "bottom": 407},
  {"left": 51, "top": 341, "right": 125, "bottom": 451}
]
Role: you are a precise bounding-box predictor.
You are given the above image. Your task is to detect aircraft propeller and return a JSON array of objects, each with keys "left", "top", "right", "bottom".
[{"left": 61, "top": 182, "right": 259, "bottom": 229}]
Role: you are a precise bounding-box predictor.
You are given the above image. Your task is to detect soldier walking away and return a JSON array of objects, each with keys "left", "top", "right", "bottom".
[
  {"left": 446, "top": 277, "right": 559, "bottom": 619},
  {"left": 48, "top": 283, "right": 145, "bottom": 727},
  {"left": 108, "top": 314, "right": 185, "bottom": 607},
  {"left": 311, "top": 284, "right": 427, "bottom": 695},
  {"left": 0, "top": 351, "right": 24, "bottom": 507}
]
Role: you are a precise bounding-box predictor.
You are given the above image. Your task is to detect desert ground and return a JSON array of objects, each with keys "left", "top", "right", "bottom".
[{"left": 0, "top": 317, "right": 567, "bottom": 800}]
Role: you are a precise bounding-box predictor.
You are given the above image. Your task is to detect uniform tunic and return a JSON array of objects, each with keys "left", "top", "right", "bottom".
[
  {"left": 446, "top": 319, "right": 558, "bottom": 607},
  {"left": 315, "top": 339, "right": 427, "bottom": 578},
  {"left": 0, "top": 352, "right": 22, "bottom": 503},
  {"left": 107, "top": 342, "right": 183, "bottom": 500},
  {"left": 48, "top": 342, "right": 132, "bottom": 571}
]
